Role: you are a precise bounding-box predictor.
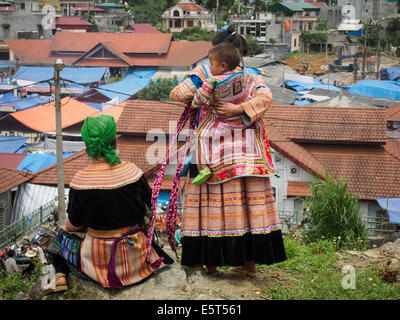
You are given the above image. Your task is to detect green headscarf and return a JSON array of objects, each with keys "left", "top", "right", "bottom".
[{"left": 81, "top": 114, "right": 121, "bottom": 166}]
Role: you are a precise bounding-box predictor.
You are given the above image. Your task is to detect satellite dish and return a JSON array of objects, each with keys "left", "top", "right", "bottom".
[{"left": 341, "top": 5, "right": 356, "bottom": 20}]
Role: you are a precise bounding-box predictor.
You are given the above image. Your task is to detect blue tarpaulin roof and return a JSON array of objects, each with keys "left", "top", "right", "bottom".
[
  {"left": 285, "top": 80, "right": 342, "bottom": 93},
  {"left": 97, "top": 68, "right": 157, "bottom": 102},
  {"left": 380, "top": 67, "right": 400, "bottom": 81},
  {"left": 0, "top": 135, "right": 28, "bottom": 153},
  {"left": 13, "top": 66, "right": 108, "bottom": 84},
  {"left": 17, "top": 152, "right": 75, "bottom": 173},
  {"left": 377, "top": 198, "right": 400, "bottom": 224},
  {"left": 0, "top": 92, "right": 54, "bottom": 111},
  {"left": 348, "top": 80, "right": 400, "bottom": 100}
]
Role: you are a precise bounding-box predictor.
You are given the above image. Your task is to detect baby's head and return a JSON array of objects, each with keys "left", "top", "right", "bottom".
[{"left": 208, "top": 42, "right": 241, "bottom": 76}]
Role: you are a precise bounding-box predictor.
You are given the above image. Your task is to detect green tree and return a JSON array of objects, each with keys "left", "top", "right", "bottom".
[
  {"left": 303, "top": 172, "right": 368, "bottom": 250},
  {"left": 137, "top": 77, "right": 180, "bottom": 101},
  {"left": 245, "top": 35, "right": 263, "bottom": 56},
  {"left": 315, "top": 20, "right": 328, "bottom": 31},
  {"left": 127, "top": 0, "right": 176, "bottom": 25}
]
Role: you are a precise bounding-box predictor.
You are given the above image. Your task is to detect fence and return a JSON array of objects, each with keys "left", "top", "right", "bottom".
[
  {"left": 0, "top": 199, "right": 55, "bottom": 250},
  {"left": 278, "top": 210, "right": 399, "bottom": 237}
]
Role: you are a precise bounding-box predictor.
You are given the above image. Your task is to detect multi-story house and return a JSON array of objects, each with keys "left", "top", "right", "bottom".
[
  {"left": 267, "top": 1, "right": 321, "bottom": 51},
  {"left": 162, "top": 0, "right": 216, "bottom": 32}
]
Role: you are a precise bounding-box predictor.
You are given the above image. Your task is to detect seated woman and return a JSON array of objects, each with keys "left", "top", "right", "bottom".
[{"left": 45, "top": 114, "right": 172, "bottom": 293}]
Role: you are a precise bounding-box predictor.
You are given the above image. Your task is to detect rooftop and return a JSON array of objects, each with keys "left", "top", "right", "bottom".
[{"left": 0, "top": 167, "right": 34, "bottom": 194}]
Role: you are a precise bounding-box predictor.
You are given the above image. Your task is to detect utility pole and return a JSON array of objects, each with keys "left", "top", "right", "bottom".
[
  {"left": 376, "top": 23, "right": 382, "bottom": 80},
  {"left": 54, "top": 59, "right": 66, "bottom": 226},
  {"left": 362, "top": 22, "right": 369, "bottom": 80}
]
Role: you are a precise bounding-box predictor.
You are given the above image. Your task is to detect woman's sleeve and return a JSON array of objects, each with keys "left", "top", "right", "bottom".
[
  {"left": 66, "top": 188, "right": 85, "bottom": 229},
  {"left": 170, "top": 77, "right": 198, "bottom": 104},
  {"left": 240, "top": 75, "right": 273, "bottom": 125}
]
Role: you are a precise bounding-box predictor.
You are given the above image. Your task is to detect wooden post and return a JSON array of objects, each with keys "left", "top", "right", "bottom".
[{"left": 54, "top": 59, "right": 66, "bottom": 226}]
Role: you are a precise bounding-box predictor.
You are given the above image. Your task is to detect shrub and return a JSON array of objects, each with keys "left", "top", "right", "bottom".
[{"left": 303, "top": 172, "right": 368, "bottom": 250}]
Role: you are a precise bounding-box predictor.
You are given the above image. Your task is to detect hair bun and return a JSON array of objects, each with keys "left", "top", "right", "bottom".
[{"left": 227, "top": 25, "right": 236, "bottom": 34}]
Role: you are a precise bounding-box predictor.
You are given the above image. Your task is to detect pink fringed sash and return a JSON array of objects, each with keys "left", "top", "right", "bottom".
[{"left": 145, "top": 105, "right": 197, "bottom": 270}]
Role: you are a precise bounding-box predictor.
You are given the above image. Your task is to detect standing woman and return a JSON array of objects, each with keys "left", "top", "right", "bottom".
[{"left": 170, "top": 26, "right": 286, "bottom": 276}]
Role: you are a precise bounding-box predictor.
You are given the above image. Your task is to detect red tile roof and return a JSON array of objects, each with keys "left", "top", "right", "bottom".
[
  {"left": 0, "top": 152, "right": 26, "bottom": 170},
  {"left": 264, "top": 105, "right": 387, "bottom": 145},
  {"left": 304, "top": 144, "right": 400, "bottom": 200},
  {"left": 166, "top": 1, "right": 208, "bottom": 12},
  {"left": 267, "top": 124, "right": 326, "bottom": 179},
  {"left": 55, "top": 16, "right": 94, "bottom": 27},
  {"left": 386, "top": 104, "right": 400, "bottom": 122},
  {"left": 5, "top": 40, "right": 76, "bottom": 66},
  {"left": 127, "top": 24, "right": 162, "bottom": 34},
  {"left": 0, "top": 167, "right": 34, "bottom": 194},
  {"left": 49, "top": 32, "right": 173, "bottom": 54},
  {"left": 117, "top": 100, "right": 186, "bottom": 136}
]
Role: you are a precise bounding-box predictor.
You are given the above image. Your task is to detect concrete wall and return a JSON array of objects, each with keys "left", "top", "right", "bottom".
[
  {"left": 320, "top": 5, "right": 343, "bottom": 28},
  {"left": 261, "top": 43, "right": 290, "bottom": 60},
  {"left": 0, "top": 0, "right": 53, "bottom": 40},
  {"left": 337, "top": 0, "right": 398, "bottom": 22},
  {"left": 269, "top": 150, "right": 314, "bottom": 220},
  {"left": 0, "top": 191, "right": 12, "bottom": 230}
]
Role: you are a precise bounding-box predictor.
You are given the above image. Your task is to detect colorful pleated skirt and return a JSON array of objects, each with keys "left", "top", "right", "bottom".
[
  {"left": 180, "top": 176, "right": 286, "bottom": 267},
  {"left": 80, "top": 226, "right": 165, "bottom": 288}
]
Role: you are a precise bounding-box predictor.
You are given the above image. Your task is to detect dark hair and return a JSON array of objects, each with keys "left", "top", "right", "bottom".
[
  {"left": 209, "top": 42, "right": 241, "bottom": 71},
  {"left": 211, "top": 25, "right": 248, "bottom": 57}
]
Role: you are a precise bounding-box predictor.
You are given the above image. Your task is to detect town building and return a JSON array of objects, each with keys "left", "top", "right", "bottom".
[
  {"left": 267, "top": 1, "right": 321, "bottom": 52},
  {"left": 336, "top": 0, "right": 398, "bottom": 22},
  {"left": 162, "top": 0, "right": 216, "bottom": 32}
]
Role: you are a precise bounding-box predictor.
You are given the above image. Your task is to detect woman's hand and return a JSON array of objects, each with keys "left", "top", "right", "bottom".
[{"left": 214, "top": 101, "right": 244, "bottom": 118}]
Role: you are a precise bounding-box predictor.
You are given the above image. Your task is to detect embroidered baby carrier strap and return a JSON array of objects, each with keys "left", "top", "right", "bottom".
[
  {"left": 70, "top": 160, "right": 143, "bottom": 190},
  {"left": 145, "top": 105, "right": 197, "bottom": 269}
]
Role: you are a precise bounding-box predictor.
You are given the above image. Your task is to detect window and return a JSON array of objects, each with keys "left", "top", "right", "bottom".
[
  {"left": 290, "top": 166, "right": 299, "bottom": 176},
  {"left": 20, "top": 2, "right": 25, "bottom": 9},
  {"left": 173, "top": 10, "right": 180, "bottom": 17}
]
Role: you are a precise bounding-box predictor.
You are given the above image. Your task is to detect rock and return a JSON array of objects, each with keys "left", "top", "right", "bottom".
[
  {"left": 14, "top": 291, "right": 29, "bottom": 300},
  {"left": 363, "top": 251, "right": 381, "bottom": 260}
]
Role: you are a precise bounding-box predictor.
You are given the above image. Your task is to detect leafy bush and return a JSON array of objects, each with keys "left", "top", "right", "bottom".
[
  {"left": 0, "top": 261, "right": 43, "bottom": 300},
  {"left": 303, "top": 172, "right": 368, "bottom": 250},
  {"left": 245, "top": 35, "right": 263, "bottom": 56},
  {"left": 172, "top": 27, "right": 212, "bottom": 41}
]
